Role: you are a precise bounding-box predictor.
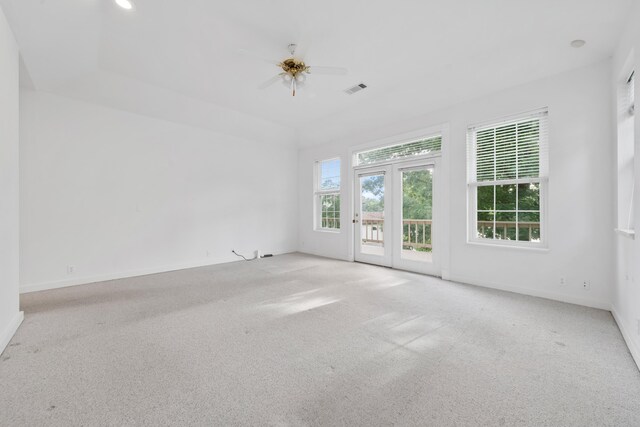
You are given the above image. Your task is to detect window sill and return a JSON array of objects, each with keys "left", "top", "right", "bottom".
[
  {"left": 466, "top": 240, "right": 550, "bottom": 253},
  {"left": 314, "top": 228, "right": 341, "bottom": 234},
  {"left": 615, "top": 228, "right": 635, "bottom": 239}
]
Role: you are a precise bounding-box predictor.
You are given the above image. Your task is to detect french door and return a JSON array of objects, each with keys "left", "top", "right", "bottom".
[{"left": 354, "top": 159, "right": 440, "bottom": 276}]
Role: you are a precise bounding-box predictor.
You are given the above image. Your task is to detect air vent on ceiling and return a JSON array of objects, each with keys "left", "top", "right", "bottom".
[{"left": 344, "top": 83, "right": 367, "bottom": 95}]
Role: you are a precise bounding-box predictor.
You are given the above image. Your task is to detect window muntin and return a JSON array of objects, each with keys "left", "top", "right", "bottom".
[
  {"left": 356, "top": 135, "right": 442, "bottom": 166},
  {"left": 468, "top": 110, "right": 548, "bottom": 246},
  {"left": 315, "top": 158, "right": 341, "bottom": 231}
]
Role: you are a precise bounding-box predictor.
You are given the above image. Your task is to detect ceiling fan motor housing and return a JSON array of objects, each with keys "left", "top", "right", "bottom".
[{"left": 279, "top": 58, "right": 309, "bottom": 77}]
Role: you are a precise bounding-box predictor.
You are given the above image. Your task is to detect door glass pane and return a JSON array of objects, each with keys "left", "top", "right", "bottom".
[
  {"left": 401, "top": 168, "right": 433, "bottom": 262},
  {"left": 360, "top": 174, "right": 385, "bottom": 256}
]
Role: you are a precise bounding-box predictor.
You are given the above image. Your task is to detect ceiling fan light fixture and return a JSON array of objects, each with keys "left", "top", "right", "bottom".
[
  {"left": 115, "top": 0, "right": 134, "bottom": 10},
  {"left": 256, "top": 43, "right": 348, "bottom": 96}
]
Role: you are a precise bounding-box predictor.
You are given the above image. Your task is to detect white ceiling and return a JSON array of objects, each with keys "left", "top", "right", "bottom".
[{"left": 1, "top": 0, "right": 634, "bottom": 145}]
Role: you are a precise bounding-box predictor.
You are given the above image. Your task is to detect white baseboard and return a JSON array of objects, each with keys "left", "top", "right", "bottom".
[
  {"left": 611, "top": 307, "right": 640, "bottom": 372},
  {"left": 447, "top": 274, "right": 611, "bottom": 311},
  {"left": 0, "top": 311, "right": 24, "bottom": 356},
  {"left": 20, "top": 252, "right": 291, "bottom": 294}
]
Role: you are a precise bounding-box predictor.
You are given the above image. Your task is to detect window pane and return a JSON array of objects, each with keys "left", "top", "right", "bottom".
[
  {"left": 518, "top": 212, "right": 540, "bottom": 242},
  {"left": 320, "top": 194, "right": 340, "bottom": 230},
  {"left": 495, "top": 212, "right": 517, "bottom": 241},
  {"left": 473, "top": 116, "right": 543, "bottom": 182},
  {"left": 496, "top": 211, "right": 516, "bottom": 221},
  {"left": 401, "top": 168, "right": 433, "bottom": 262},
  {"left": 360, "top": 174, "right": 385, "bottom": 256},
  {"left": 518, "top": 183, "right": 540, "bottom": 211},
  {"left": 357, "top": 136, "right": 442, "bottom": 166},
  {"left": 320, "top": 159, "right": 340, "bottom": 191},
  {"left": 517, "top": 120, "right": 540, "bottom": 178},
  {"left": 496, "top": 185, "right": 516, "bottom": 210},
  {"left": 477, "top": 185, "right": 494, "bottom": 211},
  {"left": 477, "top": 211, "right": 494, "bottom": 239},
  {"left": 495, "top": 124, "right": 517, "bottom": 180},
  {"left": 476, "top": 129, "right": 496, "bottom": 181}
]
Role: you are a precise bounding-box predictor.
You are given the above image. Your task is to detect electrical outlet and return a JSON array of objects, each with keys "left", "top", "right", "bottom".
[
  {"left": 582, "top": 280, "right": 590, "bottom": 291},
  {"left": 206, "top": 250, "right": 210, "bottom": 257},
  {"left": 559, "top": 277, "right": 566, "bottom": 286},
  {"left": 67, "top": 265, "right": 75, "bottom": 275}
]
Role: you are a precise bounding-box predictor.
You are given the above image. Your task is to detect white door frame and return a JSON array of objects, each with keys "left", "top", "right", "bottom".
[{"left": 352, "top": 157, "right": 441, "bottom": 276}]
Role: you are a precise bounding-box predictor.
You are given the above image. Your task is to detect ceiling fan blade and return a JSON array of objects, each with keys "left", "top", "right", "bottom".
[
  {"left": 308, "top": 66, "right": 348, "bottom": 76},
  {"left": 258, "top": 74, "right": 283, "bottom": 89},
  {"left": 238, "top": 48, "right": 280, "bottom": 65}
]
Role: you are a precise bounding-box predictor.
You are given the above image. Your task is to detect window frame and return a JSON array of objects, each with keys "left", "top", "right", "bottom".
[
  {"left": 314, "top": 157, "right": 342, "bottom": 232},
  {"left": 628, "top": 70, "right": 635, "bottom": 116},
  {"left": 616, "top": 67, "right": 635, "bottom": 237},
  {"left": 354, "top": 135, "right": 442, "bottom": 167},
  {"left": 467, "top": 109, "right": 549, "bottom": 249}
]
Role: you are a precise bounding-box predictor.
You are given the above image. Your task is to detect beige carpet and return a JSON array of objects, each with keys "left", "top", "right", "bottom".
[{"left": 1, "top": 253, "right": 639, "bottom": 426}]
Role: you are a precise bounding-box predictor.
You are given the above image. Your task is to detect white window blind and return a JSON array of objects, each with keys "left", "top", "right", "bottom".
[
  {"left": 356, "top": 135, "right": 442, "bottom": 166},
  {"left": 467, "top": 110, "right": 548, "bottom": 245},
  {"left": 468, "top": 110, "right": 549, "bottom": 184}
]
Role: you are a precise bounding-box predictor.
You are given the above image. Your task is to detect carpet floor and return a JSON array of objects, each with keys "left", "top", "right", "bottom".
[{"left": 1, "top": 253, "right": 639, "bottom": 426}]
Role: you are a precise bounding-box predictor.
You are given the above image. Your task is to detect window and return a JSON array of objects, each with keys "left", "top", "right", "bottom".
[
  {"left": 355, "top": 135, "right": 442, "bottom": 166},
  {"left": 617, "top": 69, "right": 635, "bottom": 235},
  {"left": 628, "top": 71, "right": 635, "bottom": 116},
  {"left": 467, "top": 110, "right": 548, "bottom": 246},
  {"left": 315, "top": 158, "right": 341, "bottom": 230}
]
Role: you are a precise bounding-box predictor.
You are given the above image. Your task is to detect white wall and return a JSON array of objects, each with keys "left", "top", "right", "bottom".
[
  {"left": 299, "top": 60, "right": 614, "bottom": 310},
  {"left": 20, "top": 90, "right": 298, "bottom": 292},
  {"left": 0, "top": 6, "right": 22, "bottom": 354},
  {"left": 612, "top": 3, "right": 640, "bottom": 369}
]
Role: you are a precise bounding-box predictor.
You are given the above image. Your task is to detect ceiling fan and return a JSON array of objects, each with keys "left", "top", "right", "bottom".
[{"left": 251, "top": 43, "right": 348, "bottom": 96}]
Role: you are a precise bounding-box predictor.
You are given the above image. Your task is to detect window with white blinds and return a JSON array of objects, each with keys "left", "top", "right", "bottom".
[
  {"left": 355, "top": 135, "right": 442, "bottom": 166},
  {"left": 467, "top": 109, "right": 549, "bottom": 246}
]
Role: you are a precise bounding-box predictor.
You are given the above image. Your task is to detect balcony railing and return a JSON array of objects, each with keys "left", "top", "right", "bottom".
[
  {"left": 477, "top": 221, "right": 540, "bottom": 241},
  {"left": 362, "top": 219, "right": 542, "bottom": 246},
  {"left": 362, "top": 219, "right": 432, "bottom": 249}
]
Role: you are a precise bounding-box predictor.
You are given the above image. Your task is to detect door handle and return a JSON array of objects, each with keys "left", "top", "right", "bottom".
[{"left": 353, "top": 219, "right": 359, "bottom": 223}]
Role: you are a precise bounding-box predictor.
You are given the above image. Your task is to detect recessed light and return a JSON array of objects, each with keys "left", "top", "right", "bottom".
[
  {"left": 570, "top": 39, "right": 586, "bottom": 48},
  {"left": 115, "top": 0, "right": 134, "bottom": 10}
]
